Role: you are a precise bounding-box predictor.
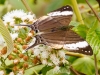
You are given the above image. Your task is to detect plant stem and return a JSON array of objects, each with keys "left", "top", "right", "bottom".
[
  {"left": 85, "top": 0, "right": 100, "bottom": 22},
  {"left": 21, "top": 0, "right": 33, "bottom": 13},
  {"left": 70, "top": 66, "right": 80, "bottom": 75},
  {"left": 1, "top": 57, "right": 7, "bottom": 68},
  {"left": 94, "top": 54, "right": 99, "bottom": 75},
  {"left": 70, "top": 0, "right": 84, "bottom": 24}
]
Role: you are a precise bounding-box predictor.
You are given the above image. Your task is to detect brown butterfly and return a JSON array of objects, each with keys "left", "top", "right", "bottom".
[{"left": 19, "top": 5, "right": 93, "bottom": 55}]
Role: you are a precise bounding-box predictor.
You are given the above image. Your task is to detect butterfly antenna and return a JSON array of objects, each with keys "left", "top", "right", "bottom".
[{"left": 15, "top": 24, "right": 32, "bottom": 27}]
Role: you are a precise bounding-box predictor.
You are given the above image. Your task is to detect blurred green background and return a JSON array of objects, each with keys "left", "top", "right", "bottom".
[{"left": 0, "top": 0, "right": 98, "bottom": 18}]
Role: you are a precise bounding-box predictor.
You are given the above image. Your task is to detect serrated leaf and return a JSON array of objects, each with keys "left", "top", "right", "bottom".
[
  {"left": 72, "top": 57, "right": 95, "bottom": 75},
  {"left": 0, "top": 19, "right": 14, "bottom": 58},
  {"left": 72, "top": 24, "right": 88, "bottom": 39},
  {"left": 86, "top": 20, "right": 100, "bottom": 54}
]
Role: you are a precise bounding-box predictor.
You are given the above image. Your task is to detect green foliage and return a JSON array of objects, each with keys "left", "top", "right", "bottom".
[
  {"left": 41, "top": 66, "right": 53, "bottom": 75},
  {"left": 46, "top": 67, "right": 70, "bottom": 75},
  {"left": 72, "top": 57, "right": 95, "bottom": 75},
  {"left": 72, "top": 23, "right": 88, "bottom": 39},
  {"left": 0, "top": 0, "right": 6, "bottom": 4},
  {"left": 24, "top": 65, "right": 45, "bottom": 75},
  {"left": 86, "top": 20, "right": 100, "bottom": 54}
]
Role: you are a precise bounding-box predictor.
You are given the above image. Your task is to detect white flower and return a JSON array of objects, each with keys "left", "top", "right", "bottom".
[
  {"left": 9, "top": 72, "right": 14, "bottom": 75},
  {"left": 17, "top": 70, "right": 24, "bottom": 75},
  {"left": 46, "top": 46, "right": 52, "bottom": 51},
  {"left": 48, "top": 62, "right": 53, "bottom": 66},
  {"left": 50, "top": 54, "right": 60, "bottom": 65},
  {"left": 3, "top": 9, "right": 36, "bottom": 26},
  {"left": 0, "top": 70, "right": 4, "bottom": 75},
  {"left": 41, "top": 59, "right": 47, "bottom": 65},
  {"left": 21, "top": 12, "right": 36, "bottom": 22},
  {"left": 13, "top": 26, "right": 20, "bottom": 31},
  {"left": 10, "top": 33, "right": 18, "bottom": 40},
  {"left": 50, "top": 54, "right": 56, "bottom": 61},
  {"left": 33, "top": 47, "right": 41, "bottom": 56},
  {"left": 41, "top": 51, "right": 49, "bottom": 59},
  {"left": 53, "top": 66, "right": 60, "bottom": 73},
  {"left": 58, "top": 50, "right": 65, "bottom": 58},
  {"left": 3, "top": 10, "right": 26, "bottom": 25},
  {"left": 52, "top": 57, "right": 60, "bottom": 65},
  {"left": 61, "top": 58, "right": 67, "bottom": 64},
  {"left": 38, "top": 45, "right": 48, "bottom": 52}
]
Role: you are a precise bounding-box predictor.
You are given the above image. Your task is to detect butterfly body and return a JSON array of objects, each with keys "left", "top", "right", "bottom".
[{"left": 22, "top": 5, "right": 93, "bottom": 55}]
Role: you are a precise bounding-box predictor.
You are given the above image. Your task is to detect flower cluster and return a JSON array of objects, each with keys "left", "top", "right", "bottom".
[
  {"left": 0, "top": 9, "right": 70, "bottom": 75},
  {"left": 3, "top": 9, "right": 36, "bottom": 26},
  {"left": 32, "top": 44, "right": 67, "bottom": 67}
]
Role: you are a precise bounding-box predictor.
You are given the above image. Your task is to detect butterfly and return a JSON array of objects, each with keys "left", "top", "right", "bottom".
[{"left": 20, "top": 5, "right": 93, "bottom": 55}]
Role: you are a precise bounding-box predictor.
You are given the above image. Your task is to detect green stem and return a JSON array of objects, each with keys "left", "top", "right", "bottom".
[
  {"left": 94, "top": 54, "right": 99, "bottom": 75},
  {"left": 21, "top": 0, "right": 33, "bottom": 13},
  {"left": 70, "top": 66, "right": 80, "bottom": 75},
  {"left": 70, "top": 0, "right": 84, "bottom": 24},
  {"left": 1, "top": 57, "right": 7, "bottom": 68}
]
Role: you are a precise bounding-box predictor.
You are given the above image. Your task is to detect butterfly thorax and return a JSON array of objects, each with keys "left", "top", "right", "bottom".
[{"left": 58, "top": 25, "right": 73, "bottom": 31}]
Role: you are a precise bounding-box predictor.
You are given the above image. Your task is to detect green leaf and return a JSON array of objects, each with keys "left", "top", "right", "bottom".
[
  {"left": 72, "top": 57, "right": 95, "bottom": 75},
  {"left": 86, "top": 20, "right": 100, "bottom": 54},
  {"left": 0, "top": 0, "right": 6, "bottom": 4},
  {"left": 24, "top": 65, "right": 45, "bottom": 75},
  {"left": 72, "top": 24, "right": 88, "bottom": 39},
  {"left": 0, "top": 19, "right": 14, "bottom": 58},
  {"left": 46, "top": 67, "right": 70, "bottom": 75},
  {"left": 41, "top": 65, "right": 53, "bottom": 75}
]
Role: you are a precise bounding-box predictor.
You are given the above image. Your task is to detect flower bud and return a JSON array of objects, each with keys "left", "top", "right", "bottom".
[
  {"left": 23, "top": 63, "right": 28, "bottom": 69},
  {"left": 19, "top": 53, "right": 24, "bottom": 58},
  {"left": 1, "top": 46, "right": 7, "bottom": 55},
  {"left": 23, "top": 56, "right": 28, "bottom": 61},
  {"left": 22, "top": 45, "right": 28, "bottom": 49}
]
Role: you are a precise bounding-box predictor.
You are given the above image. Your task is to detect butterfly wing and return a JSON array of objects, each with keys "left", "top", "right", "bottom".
[
  {"left": 64, "top": 30, "right": 93, "bottom": 55},
  {"left": 35, "top": 5, "right": 72, "bottom": 47},
  {"left": 29, "top": 5, "right": 93, "bottom": 55}
]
